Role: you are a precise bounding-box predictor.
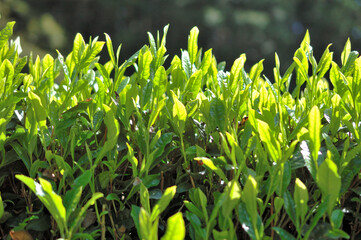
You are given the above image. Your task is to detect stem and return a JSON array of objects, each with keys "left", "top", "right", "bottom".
[{"left": 101, "top": 204, "right": 106, "bottom": 240}]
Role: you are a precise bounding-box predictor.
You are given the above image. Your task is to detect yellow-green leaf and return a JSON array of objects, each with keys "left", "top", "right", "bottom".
[
  {"left": 161, "top": 212, "right": 185, "bottom": 240},
  {"left": 242, "top": 175, "right": 258, "bottom": 229},
  {"left": 257, "top": 119, "right": 281, "bottom": 162},
  {"left": 188, "top": 27, "right": 199, "bottom": 65},
  {"left": 294, "top": 178, "right": 308, "bottom": 223},
  {"left": 317, "top": 155, "right": 341, "bottom": 216},
  {"left": 171, "top": 91, "right": 187, "bottom": 134},
  {"left": 194, "top": 157, "right": 228, "bottom": 184},
  {"left": 28, "top": 91, "right": 47, "bottom": 130},
  {"left": 309, "top": 106, "right": 321, "bottom": 165}
]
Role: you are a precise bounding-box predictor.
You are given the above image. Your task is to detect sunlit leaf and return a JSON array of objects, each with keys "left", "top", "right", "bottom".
[
  {"left": 294, "top": 178, "right": 308, "bottom": 223},
  {"left": 309, "top": 105, "right": 321, "bottom": 166},
  {"left": 317, "top": 155, "right": 341, "bottom": 215},
  {"left": 161, "top": 212, "right": 185, "bottom": 240},
  {"left": 150, "top": 186, "right": 177, "bottom": 222},
  {"left": 188, "top": 26, "right": 199, "bottom": 65}
]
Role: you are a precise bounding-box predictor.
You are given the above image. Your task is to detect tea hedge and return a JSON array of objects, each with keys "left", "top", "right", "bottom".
[{"left": 0, "top": 21, "right": 361, "bottom": 239}]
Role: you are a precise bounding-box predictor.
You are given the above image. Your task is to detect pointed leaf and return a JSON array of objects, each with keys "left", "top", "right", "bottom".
[
  {"left": 150, "top": 186, "right": 177, "bottom": 222},
  {"left": 273, "top": 227, "right": 296, "bottom": 240},
  {"left": 242, "top": 175, "right": 258, "bottom": 228},
  {"left": 209, "top": 98, "right": 226, "bottom": 132},
  {"left": 294, "top": 178, "right": 308, "bottom": 222},
  {"left": 341, "top": 38, "right": 351, "bottom": 66},
  {"left": 188, "top": 27, "right": 199, "bottom": 65},
  {"left": 317, "top": 156, "right": 341, "bottom": 215},
  {"left": 161, "top": 212, "right": 185, "bottom": 240},
  {"left": 194, "top": 157, "right": 228, "bottom": 184},
  {"left": 257, "top": 119, "right": 281, "bottom": 162},
  {"left": 309, "top": 105, "right": 321, "bottom": 165}
]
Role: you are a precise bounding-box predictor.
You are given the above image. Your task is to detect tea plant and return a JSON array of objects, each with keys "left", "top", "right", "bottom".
[{"left": 0, "top": 20, "right": 361, "bottom": 240}]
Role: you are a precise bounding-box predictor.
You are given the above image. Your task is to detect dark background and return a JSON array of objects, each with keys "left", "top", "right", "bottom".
[{"left": 1, "top": 0, "right": 361, "bottom": 78}]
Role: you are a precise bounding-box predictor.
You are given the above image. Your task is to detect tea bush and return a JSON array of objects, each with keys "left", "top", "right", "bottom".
[{"left": 1, "top": 21, "right": 361, "bottom": 239}]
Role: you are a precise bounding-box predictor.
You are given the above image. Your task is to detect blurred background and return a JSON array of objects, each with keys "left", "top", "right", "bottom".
[{"left": 1, "top": 0, "right": 361, "bottom": 77}]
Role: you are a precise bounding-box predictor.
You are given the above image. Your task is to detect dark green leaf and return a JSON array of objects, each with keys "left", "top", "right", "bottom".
[
  {"left": 273, "top": 227, "right": 296, "bottom": 240},
  {"left": 209, "top": 98, "right": 226, "bottom": 132}
]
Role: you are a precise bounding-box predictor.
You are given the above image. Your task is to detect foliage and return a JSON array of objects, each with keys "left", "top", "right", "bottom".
[{"left": 1, "top": 21, "right": 361, "bottom": 239}]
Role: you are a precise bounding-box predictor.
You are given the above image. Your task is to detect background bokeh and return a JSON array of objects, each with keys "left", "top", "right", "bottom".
[{"left": 1, "top": 0, "right": 361, "bottom": 77}]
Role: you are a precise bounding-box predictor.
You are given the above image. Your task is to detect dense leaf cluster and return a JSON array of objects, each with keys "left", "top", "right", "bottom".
[{"left": 1, "top": 21, "right": 361, "bottom": 239}]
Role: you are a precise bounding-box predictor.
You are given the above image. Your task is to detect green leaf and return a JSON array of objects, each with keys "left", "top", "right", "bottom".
[
  {"left": 148, "top": 98, "right": 166, "bottom": 129},
  {"left": 104, "top": 33, "right": 116, "bottom": 66},
  {"left": 209, "top": 98, "right": 226, "bottom": 132},
  {"left": 304, "top": 198, "right": 329, "bottom": 239},
  {"left": 309, "top": 105, "right": 321, "bottom": 165},
  {"left": 63, "top": 186, "right": 83, "bottom": 221},
  {"left": 80, "top": 40, "right": 105, "bottom": 69},
  {"left": 294, "top": 56, "right": 308, "bottom": 86},
  {"left": 171, "top": 91, "right": 187, "bottom": 134},
  {"left": 194, "top": 157, "right": 228, "bottom": 184},
  {"left": 294, "top": 178, "right": 308, "bottom": 223},
  {"left": 249, "top": 59, "right": 264, "bottom": 82},
  {"left": 154, "top": 45, "right": 167, "bottom": 70},
  {"left": 98, "top": 170, "right": 110, "bottom": 189},
  {"left": 184, "top": 200, "right": 204, "bottom": 221},
  {"left": 151, "top": 132, "right": 173, "bottom": 159},
  {"left": 222, "top": 180, "right": 242, "bottom": 218},
  {"left": 0, "top": 59, "right": 14, "bottom": 98},
  {"left": 185, "top": 211, "right": 206, "bottom": 239},
  {"left": 29, "top": 159, "right": 49, "bottom": 179},
  {"left": 141, "top": 80, "right": 153, "bottom": 109},
  {"left": 73, "top": 169, "right": 92, "bottom": 188},
  {"left": 200, "top": 48, "right": 212, "bottom": 75},
  {"left": 341, "top": 38, "right": 351, "bottom": 66},
  {"left": 330, "top": 209, "right": 344, "bottom": 229},
  {"left": 273, "top": 227, "right": 296, "bottom": 240},
  {"left": 0, "top": 21, "right": 15, "bottom": 49},
  {"left": 300, "top": 30, "right": 311, "bottom": 53},
  {"left": 126, "top": 143, "right": 138, "bottom": 177},
  {"left": 185, "top": 69, "right": 202, "bottom": 98},
  {"left": 28, "top": 91, "right": 47, "bottom": 130},
  {"left": 140, "top": 183, "right": 151, "bottom": 214},
  {"left": 15, "top": 175, "right": 67, "bottom": 236},
  {"left": 188, "top": 27, "right": 199, "bottom": 65},
  {"left": 212, "top": 229, "right": 230, "bottom": 240},
  {"left": 317, "top": 156, "right": 341, "bottom": 216},
  {"left": 327, "top": 229, "right": 350, "bottom": 239},
  {"left": 42, "top": 54, "right": 54, "bottom": 88},
  {"left": 238, "top": 202, "right": 256, "bottom": 240},
  {"left": 139, "top": 50, "right": 153, "bottom": 82},
  {"left": 230, "top": 54, "right": 246, "bottom": 88},
  {"left": 300, "top": 141, "right": 317, "bottom": 179},
  {"left": 95, "top": 104, "right": 119, "bottom": 166},
  {"left": 69, "top": 192, "right": 103, "bottom": 234},
  {"left": 242, "top": 175, "right": 258, "bottom": 229},
  {"left": 257, "top": 119, "right": 281, "bottom": 163},
  {"left": 0, "top": 192, "right": 4, "bottom": 219},
  {"left": 161, "top": 212, "right": 185, "bottom": 240},
  {"left": 274, "top": 197, "right": 284, "bottom": 214},
  {"left": 316, "top": 45, "right": 333, "bottom": 79},
  {"left": 150, "top": 186, "right": 177, "bottom": 222},
  {"left": 283, "top": 190, "right": 296, "bottom": 225},
  {"left": 131, "top": 205, "right": 142, "bottom": 238},
  {"left": 153, "top": 66, "right": 167, "bottom": 100},
  {"left": 323, "top": 133, "right": 340, "bottom": 167},
  {"left": 341, "top": 51, "right": 359, "bottom": 77},
  {"left": 329, "top": 62, "right": 347, "bottom": 96},
  {"left": 72, "top": 33, "right": 85, "bottom": 65},
  {"left": 181, "top": 50, "right": 192, "bottom": 79}
]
